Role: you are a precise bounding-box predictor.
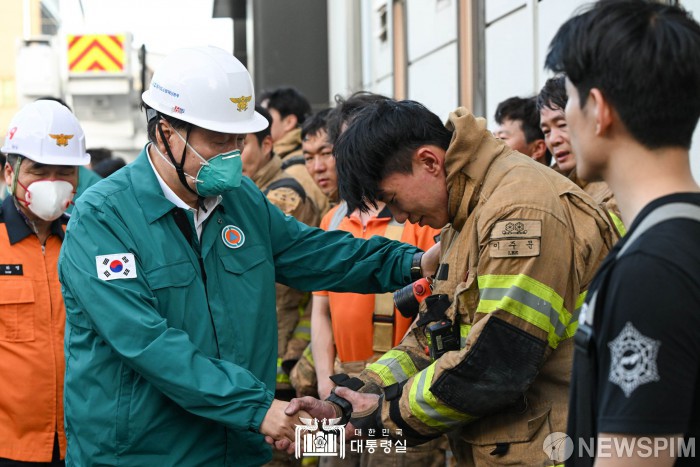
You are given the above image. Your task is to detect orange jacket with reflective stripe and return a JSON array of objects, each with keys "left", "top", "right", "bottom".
[
  {"left": 315, "top": 204, "right": 439, "bottom": 362},
  {"left": 0, "top": 197, "right": 66, "bottom": 462}
]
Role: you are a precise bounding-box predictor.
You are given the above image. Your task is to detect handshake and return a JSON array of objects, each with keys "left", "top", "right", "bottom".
[{"left": 259, "top": 386, "right": 381, "bottom": 454}]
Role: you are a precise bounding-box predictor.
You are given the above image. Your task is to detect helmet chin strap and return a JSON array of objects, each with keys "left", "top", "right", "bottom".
[{"left": 156, "top": 120, "right": 206, "bottom": 211}]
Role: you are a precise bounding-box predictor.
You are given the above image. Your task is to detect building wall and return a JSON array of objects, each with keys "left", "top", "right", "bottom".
[
  {"left": 0, "top": 0, "right": 42, "bottom": 133},
  {"left": 327, "top": 0, "right": 700, "bottom": 181}
]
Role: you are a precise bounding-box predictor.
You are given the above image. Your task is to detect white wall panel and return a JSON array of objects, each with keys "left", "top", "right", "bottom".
[
  {"left": 484, "top": 5, "right": 535, "bottom": 130},
  {"left": 407, "top": 43, "right": 458, "bottom": 122},
  {"left": 371, "top": 0, "right": 393, "bottom": 80},
  {"left": 373, "top": 75, "right": 394, "bottom": 98},
  {"left": 536, "top": 0, "right": 584, "bottom": 90},
  {"left": 486, "top": 0, "right": 526, "bottom": 24},
  {"left": 406, "top": 0, "right": 457, "bottom": 62}
]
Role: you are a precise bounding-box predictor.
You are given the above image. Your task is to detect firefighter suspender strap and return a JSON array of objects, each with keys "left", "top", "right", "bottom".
[{"left": 373, "top": 221, "right": 405, "bottom": 353}]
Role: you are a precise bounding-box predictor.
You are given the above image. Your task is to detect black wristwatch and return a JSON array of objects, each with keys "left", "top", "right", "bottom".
[{"left": 410, "top": 252, "right": 424, "bottom": 282}]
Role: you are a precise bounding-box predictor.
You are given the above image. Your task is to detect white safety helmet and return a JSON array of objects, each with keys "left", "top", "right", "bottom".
[
  {"left": 1, "top": 100, "right": 90, "bottom": 166},
  {"left": 142, "top": 46, "right": 268, "bottom": 135}
]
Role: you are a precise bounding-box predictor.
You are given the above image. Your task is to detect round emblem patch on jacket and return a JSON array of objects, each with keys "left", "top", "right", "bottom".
[{"left": 221, "top": 225, "right": 245, "bottom": 249}]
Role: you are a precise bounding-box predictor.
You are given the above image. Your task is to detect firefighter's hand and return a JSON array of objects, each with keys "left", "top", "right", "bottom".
[
  {"left": 333, "top": 386, "right": 380, "bottom": 414},
  {"left": 285, "top": 396, "right": 339, "bottom": 421}
]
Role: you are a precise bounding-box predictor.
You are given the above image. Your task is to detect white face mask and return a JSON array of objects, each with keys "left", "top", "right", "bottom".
[{"left": 18, "top": 179, "right": 75, "bottom": 221}]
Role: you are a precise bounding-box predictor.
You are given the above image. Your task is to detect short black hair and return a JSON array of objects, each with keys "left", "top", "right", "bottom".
[
  {"left": 301, "top": 108, "right": 332, "bottom": 141},
  {"left": 536, "top": 76, "right": 568, "bottom": 112},
  {"left": 249, "top": 105, "right": 273, "bottom": 145},
  {"left": 87, "top": 147, "right": 114, "bottom": 166},
  {"left": 545, "top": 0, "right": 700, "bottom": 149},
  {"left": 334, "top": 99, "right": 453, "bottom": 213},
  {"left": 496, "top": 96, "right": 552, "bottom": 165},
  {"left": 495, "top": 96, "right": 546, "bottom": 144},
  {"left": 259, "top": 87, "right": 311, "bottom": 125},
  {"left": 141, "top": 102, "right": 190, "bottom": 143},
  {"left": 93, "top": 157, "right": 126, "bottom": 178},
  {"left": 327, "top": 91, "right": 392, "bottom": 145}
]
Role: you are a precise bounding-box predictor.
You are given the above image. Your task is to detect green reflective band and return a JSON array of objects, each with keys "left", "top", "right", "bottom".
[
  {"left": 292, "top": 319, "right": 311, "bottom": 341},
  {"left": 477, "top": 274, "right": 571, "bottom": 348},
  {"left": 608, "top": 210, "right": 627, "bottom": 237},
  {"left": 459, "top": 324, "right": 471, "bottom": 349},
  {"left": 302, "top": 345, "right": 314, "bottom": 365},
  {"left": 408, "top": 362, "right": 476, "bottom": 430},
  {"left": 565, "top": 291, "right": 588, "bottom": 338},
  {"left": 366, "top": 349, "right": 419, "bottom": 387},
  {"left": 276, "top": 357, "right": 290, "bottom": 383}
]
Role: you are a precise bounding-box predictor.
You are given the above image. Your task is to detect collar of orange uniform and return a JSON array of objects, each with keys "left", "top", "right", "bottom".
[
  {"left": 0, "top": 195, "right": 67, "bottom": 245},
  {"left": 252, "top": 154, "right": 283, "bottom": 190},
  {"left": 444, "top": 107, "right": 509, "bottom": 232},
  {"left": 273, "top": 127, "right": 303, "bottom": 159}
]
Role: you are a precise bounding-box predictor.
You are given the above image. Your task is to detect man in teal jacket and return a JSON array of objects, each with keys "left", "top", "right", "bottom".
[{"left": 58, "top": 46, "right": 424, "bottom": 466}]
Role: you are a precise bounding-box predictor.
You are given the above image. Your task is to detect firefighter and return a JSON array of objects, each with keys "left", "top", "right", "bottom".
[
  {"left": 0, "top": 100, "right": 90, "bottom": 465},
  {"left": 57, "top": 46, "right": 428, "bottom": 466},
  {"left": 285, "top": 100, "right": 617, "bottom": 466}
]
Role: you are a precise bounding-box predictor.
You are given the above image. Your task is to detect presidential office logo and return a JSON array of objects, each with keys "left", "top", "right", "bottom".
[
  {"left": 608, "top": 322, "right": 661, "bottom": 397},
  {"left": 221, "top": 225, "right": 245, "bottom": 249},
  {"left": 295, "top": 418, "right": 345, "bottom": 459}
]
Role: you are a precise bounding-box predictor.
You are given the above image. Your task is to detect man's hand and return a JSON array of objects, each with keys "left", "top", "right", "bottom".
[
  {"left": 259, "top": 399, "right": 307, "bottom": 447},
  {"left": 285, "top": 396, "right": 340, "bottom": 421},
  {"left": 421, "top": 241, "right": 441, "bottom": 278},
  {"left": 334, "top": 386, "right": 380, "bottom": 414}
]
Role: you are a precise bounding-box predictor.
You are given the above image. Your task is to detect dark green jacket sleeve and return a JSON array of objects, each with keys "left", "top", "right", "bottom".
[
  {"left": 59, "top": 202, "right": 274, "bottom": 432},
  {"left": 265, "top": 206, "right": 420, "bottom": 293}
]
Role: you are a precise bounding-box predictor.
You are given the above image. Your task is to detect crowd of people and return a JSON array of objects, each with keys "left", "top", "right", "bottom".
[{"left": 1, "top": 1, "right": 699, "bottom": 466}]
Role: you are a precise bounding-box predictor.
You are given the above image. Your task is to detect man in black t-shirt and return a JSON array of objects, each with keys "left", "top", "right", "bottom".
[{"left": 545, "top": 1, "right": 700, "bottom": 466}]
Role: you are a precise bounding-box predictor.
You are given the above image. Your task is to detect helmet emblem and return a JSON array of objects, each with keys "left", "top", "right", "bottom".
[
  {"left": 229, "top": 95, "right": 252, "bottom": 112},
  {"left": 172, "top": 105, "right": 185, "bottom": 114},
  {"left": 7, "top": 127, "right": 17, "bottom": 139},
  {"left": 49, "top": 134, "right": 74, "bottom": 147}
]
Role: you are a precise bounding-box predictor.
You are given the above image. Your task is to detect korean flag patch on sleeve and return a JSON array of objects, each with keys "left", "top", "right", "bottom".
[{"left": 96, "top": 253, "right": 138, "bottom": 281}]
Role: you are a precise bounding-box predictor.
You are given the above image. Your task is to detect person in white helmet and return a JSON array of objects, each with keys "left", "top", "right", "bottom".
[
  {"left": 0, "top": 99, "right": 90, "bottom": 466},
  {"left": 57, "top": 46, "right": 434, "bottom": 466}
]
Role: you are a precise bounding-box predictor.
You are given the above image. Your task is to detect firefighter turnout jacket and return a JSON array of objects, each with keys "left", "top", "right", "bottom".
[
  {"left": 357, "top": 108, "right": 617, "bottom": 466},
  {"left": 274, "top": 127, "right": 330, "bottom": 216},
  {"left": 569, "top": 169, "right": 625, "bottom": 237}
]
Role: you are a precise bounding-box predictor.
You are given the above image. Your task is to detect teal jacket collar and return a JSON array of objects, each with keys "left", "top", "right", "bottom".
[{"left": 131, "top": 146, "right": 180, "bottom": 225}]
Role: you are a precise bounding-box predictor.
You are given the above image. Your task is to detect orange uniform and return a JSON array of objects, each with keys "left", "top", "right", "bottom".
[
  {"left": 0, "top": 196, "right": 67, "bottom": 462},
  {"left": 315, "top": 204, "right": 439, "bottom": 363}
]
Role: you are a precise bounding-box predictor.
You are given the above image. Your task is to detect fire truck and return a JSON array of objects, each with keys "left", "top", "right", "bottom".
[{"left": 15, "top": 32, "right": 147, "bottom": 160}]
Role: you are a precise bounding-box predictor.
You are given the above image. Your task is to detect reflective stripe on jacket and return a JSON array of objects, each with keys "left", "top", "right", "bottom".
[
  {"left": 360, "top": 109, "right": 616, "bottom": 466},
  {"left": 59, "top": 147, "right": 418, "bottom": 466}
]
